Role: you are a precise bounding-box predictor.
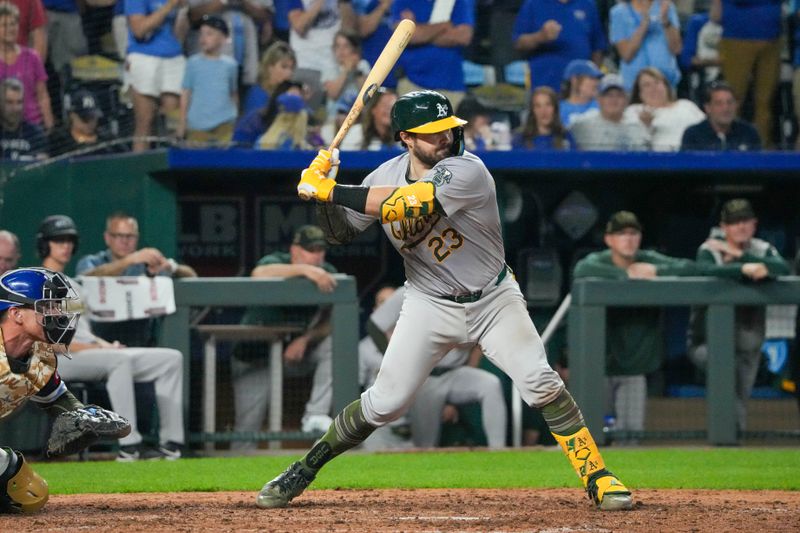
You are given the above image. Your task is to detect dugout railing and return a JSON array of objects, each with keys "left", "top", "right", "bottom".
[
  {"left": 569, "top": 276, "right": 800, "bottom": 446},
  {"left": 159, "top": 276, "right": 359, "bottom": 447}
]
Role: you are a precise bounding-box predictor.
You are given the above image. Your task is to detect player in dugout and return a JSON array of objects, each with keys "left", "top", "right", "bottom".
[{"left": 256, "top": 90, "right": 633, "bottom": 511}]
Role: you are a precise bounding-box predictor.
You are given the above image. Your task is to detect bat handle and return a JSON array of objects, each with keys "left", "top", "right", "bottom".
[{"left": 297, "top": 146, "right": 339, "bottom": 201}]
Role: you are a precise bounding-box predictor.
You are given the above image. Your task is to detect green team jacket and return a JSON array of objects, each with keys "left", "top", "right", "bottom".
[
  {"left": 573, "top": 249, "right": 744, "bottom": 376},
  {"left": 240, "top": 251, "right": 338, "bottom": 327},
  {"left": 688, "top": 234, "right": 790, "bottom": 347},
  {"left": 234, "top": 251, "right": 337, "bottom": 362}
]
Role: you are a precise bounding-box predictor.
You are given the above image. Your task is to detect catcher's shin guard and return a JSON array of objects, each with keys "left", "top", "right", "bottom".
[
  {"left": 552, "top": 427, "right": 632, "bottom": 510},
  {"left": 0, "top": 448, "right": 49, "bottom": 514}
]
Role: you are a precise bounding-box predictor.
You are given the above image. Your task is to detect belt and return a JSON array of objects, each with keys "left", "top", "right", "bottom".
[{"left": 441, "top": 265, "right": 510, "bottom": 304}]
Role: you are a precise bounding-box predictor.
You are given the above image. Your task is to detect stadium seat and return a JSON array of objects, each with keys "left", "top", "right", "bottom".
[
  {"left": 504, "top": 61, "right": 529, "bottom": 88},
  {"left": 463, "top": 60, "right": 497, "bottom": 87}
]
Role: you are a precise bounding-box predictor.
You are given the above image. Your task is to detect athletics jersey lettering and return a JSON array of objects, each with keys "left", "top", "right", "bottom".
[
  {"left": 391, "top": 213, "right": 441, "bottom": 250},
  {"left": 341, "top": 151, "right": 506, "bottom": 296}
]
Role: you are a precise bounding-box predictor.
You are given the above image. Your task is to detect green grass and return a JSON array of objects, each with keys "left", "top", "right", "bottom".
[{"left": 34, "top": 448, "right": 800, "bottom": 495}]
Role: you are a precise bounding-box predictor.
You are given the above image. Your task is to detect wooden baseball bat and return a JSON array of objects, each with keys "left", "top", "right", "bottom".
[{"left": 298, "top": 19, "right": 415, "bottom": 200}]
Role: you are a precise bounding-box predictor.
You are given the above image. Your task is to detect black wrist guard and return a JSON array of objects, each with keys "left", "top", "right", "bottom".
[{"left": 332, "top": 184, "right": 369, "bottom": 213}]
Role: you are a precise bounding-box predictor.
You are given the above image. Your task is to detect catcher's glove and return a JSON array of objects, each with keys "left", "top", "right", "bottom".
[{"left": 47, "top": 405, "right": 131, "bottom": 457}]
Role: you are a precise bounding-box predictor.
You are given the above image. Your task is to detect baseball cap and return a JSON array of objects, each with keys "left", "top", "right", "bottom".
[
  {"left": 563, "top": 59, "right": 602, "bottom": 81},
  {"left": 66, "top": 89, "right": 103, "bottom": 120},
  {"left": 293, "top": 225, "right": 327, "bottom": 251},
  {"left": 605, "top": 211, "right": 642, "bottom": 234},
  {"left": 199, "top": 14, "right": 229, "bottom": 36},
  {"left": 599, "top": 73, "right": 625, "bottom": 94},
  {"left": 720, "top": 199, "right": 756, "bottom": 224}
]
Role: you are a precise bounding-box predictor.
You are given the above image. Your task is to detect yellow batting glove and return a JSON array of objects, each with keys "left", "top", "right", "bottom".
[
  {"left": 308, "top": 148, "right": 341, "bottom": 180},
  {"left": 309, "top": 149, "right": 333, "bottom": 175},
  {"left": 298, "top": 167, "right": 336, "bottom": 202}
]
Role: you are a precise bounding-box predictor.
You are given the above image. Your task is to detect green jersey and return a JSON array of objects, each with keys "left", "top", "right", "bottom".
[
  {"left": 240, "top": 251, "right": 338, "bottom": 327},
  {"left": 573, "top": 249, "right": 741, "bottom": 375}
]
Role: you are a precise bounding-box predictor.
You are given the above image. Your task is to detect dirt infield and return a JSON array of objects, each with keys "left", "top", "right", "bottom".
[{"left": 4, "top": 488, "right": 799, "bottom": 532}]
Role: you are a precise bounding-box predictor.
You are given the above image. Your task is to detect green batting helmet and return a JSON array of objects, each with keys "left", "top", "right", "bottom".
[{"left": 391, "top": 90, "right": 467, "bottom": 141}]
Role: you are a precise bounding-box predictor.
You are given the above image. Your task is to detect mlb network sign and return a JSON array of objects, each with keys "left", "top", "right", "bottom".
[
  {"left": 178, "top": 197, "right": 245, "bottom": 276},
  {"left": 256, "top": 196, "right": 383, "bottom": 259}
]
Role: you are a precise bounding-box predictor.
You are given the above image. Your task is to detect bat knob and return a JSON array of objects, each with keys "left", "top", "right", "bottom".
[{"left": 298, "top": 183, "right": 314, "bottom": 201}]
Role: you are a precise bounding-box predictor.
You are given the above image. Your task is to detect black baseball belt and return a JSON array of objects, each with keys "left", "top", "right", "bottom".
[{"left": 441, "top": 264, "right": 510, "bottom": 304}]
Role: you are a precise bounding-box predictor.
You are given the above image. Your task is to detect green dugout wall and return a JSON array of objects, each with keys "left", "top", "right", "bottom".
[{"left": 0, "top": 151, "right": 174, "bottom": 268}]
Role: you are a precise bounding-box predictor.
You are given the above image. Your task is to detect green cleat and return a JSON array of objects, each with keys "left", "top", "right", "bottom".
[
  {"left": 256, "top": 462, "right": 316, "bottom": 509},
  {"left": 587, "top": 470, "right": 633, "bottom": 511}
]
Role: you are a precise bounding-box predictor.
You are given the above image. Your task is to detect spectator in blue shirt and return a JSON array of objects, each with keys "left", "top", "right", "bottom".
[
  {"left": 187, "top": 0, "right": 273, "bottom": 91},
  {"left": 559, "top": 59, "right": 601, "bottom": 127},
  {"left": 678, "top": 12, "right": 722, "bottom": 97},
  {"left": 126, "top": 0, "right": 188, "bottom": 152},
  {"left": 233, "top": 80, "right": 306, "bottom": 146},
  {"left": 242, "top": 40, "right": 297, "bottom": 115},
  {"left": 392, "top": 0, "right": 474, "bottom": 110},
  {"left": 272, "top": 0, "right": 291, "bottom": 41},
  {"left": 513, "top": 85, "right": 575, "bottom": 149},
  {"left": 714, "top": 0, "right": 781, "bottom": 147},
  {"left": 680, "top": 81, "right": 761, "bottom": 151},
  {"left": 179, "top": 15, "right": 239, "bottom": 144},
  {"left": 609, "top": 0, "right": 682, "bottom": 93},
  {"left": 353, "top": 0, "right": 397, "bottom": 88},
  {"left": 512, "top": 0, "right": 607, "bottom": 92},
  {"left": 256, "top": 82, "right": 313, "bottom": 149}
]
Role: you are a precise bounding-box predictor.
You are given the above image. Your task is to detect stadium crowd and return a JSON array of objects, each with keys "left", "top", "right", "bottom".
[{"left": 1, "top": 0, "right": 799, "bottom": 160}]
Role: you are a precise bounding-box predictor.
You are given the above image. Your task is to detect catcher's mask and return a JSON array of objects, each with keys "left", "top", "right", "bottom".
[
  {"left": 0, "top": 268, "right": 81, "bottom": 346},
  {"left": 391, "top": 90, "right": 467, "bottom": 156}
]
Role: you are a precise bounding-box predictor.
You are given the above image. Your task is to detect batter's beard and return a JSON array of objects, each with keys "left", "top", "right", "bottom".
[{"left": 412, "top": 145, "right": 448, "bottom": 168}]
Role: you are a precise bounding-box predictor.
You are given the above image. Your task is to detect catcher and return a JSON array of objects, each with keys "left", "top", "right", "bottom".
[{"left": 0, "top": 267, "right": 131, "bottom": 514}]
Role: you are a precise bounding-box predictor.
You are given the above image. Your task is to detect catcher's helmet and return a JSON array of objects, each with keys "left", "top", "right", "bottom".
[
  {"left": 0, "top": 268, "right": 81, "bottom": 346},
  {"left": 36, "top": 215, "right": 79, "bottom": 259},
  {"left": 391, "top": 90, "right": 467, "bottom": 142}
]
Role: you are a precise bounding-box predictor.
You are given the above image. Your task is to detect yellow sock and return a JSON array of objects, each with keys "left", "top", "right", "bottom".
[{"left": 551, "top": 426, "right": 606, "bottom": 487}]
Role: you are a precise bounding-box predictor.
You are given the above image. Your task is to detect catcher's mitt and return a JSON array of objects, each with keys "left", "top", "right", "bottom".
[{"left": 47, "top": 405, "right": 131, "bottom": 457}]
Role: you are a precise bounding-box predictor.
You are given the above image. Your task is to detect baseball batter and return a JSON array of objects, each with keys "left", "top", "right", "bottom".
[{"left": 257, "top": 90, "right": 632, "bottom": 511}]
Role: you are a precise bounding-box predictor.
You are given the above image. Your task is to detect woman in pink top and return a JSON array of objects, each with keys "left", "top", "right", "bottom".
[{"left": 0, "top": 1, "right": 53, "bottom": 131}]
